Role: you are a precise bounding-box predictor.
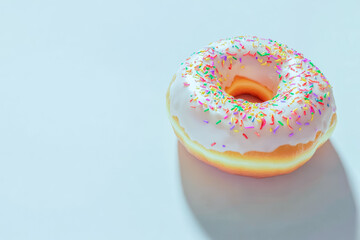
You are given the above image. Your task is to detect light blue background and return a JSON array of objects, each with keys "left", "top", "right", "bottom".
[{"left": 0, "top": 0, "right": 359, "bottom": 239}]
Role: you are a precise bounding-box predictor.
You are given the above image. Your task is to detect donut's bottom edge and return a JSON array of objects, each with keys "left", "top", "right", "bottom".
[{"left": 171, "top": 113, "right": 336, "bottom": 178}]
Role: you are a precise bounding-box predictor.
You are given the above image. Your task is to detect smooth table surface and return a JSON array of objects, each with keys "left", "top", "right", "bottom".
[{"left": 0, "top": 0, "right": 359, "bottom": 239}]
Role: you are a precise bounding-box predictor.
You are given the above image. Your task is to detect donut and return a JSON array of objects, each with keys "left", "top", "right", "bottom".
[{"left": 166, "top": 36, "right": 337, "bottom": 178}]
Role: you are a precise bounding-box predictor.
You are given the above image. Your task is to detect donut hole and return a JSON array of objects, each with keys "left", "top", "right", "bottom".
[{"left": 225, "top": 75, "right": 274, "bottom": 103}]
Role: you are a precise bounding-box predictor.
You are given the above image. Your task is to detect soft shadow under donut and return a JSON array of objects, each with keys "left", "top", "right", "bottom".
[{"left": 178, "top": 141, "right": 357, "bottom": 240}]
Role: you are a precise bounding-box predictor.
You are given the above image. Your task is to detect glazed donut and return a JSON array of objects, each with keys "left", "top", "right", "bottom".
[{"left": 166, "top": 36, "right": 337, "bottom": 178}]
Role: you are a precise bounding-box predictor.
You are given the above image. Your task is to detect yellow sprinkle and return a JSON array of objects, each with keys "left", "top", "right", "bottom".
[
  {"left": 270, "top": 128, "right": 273, "bottom": 132},
  {"left": 234, "top": 130, "right": 239, "bottom": 133},
  {"left": 311, "top": 114, "right": 314, "bottom": 121},
  {"left": 299, "top": 128, "right": 302, "bottom": 131}
]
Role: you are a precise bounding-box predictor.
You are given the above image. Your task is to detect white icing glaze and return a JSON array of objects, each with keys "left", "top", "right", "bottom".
[{"left": 169, "top": 36, "right": 336, "bottom": 154}]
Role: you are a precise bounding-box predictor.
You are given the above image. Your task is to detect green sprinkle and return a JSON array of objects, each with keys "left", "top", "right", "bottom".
[
  {"left": 204, "top": 109, "right": 209, "bottom": 112},
  {"left": 216, "top": 120, "right": 221, "bottom": 124},
  {"left": 237, "top": 106, "right": 244, "bottom": 111},
  {"left": 257, "top": 51, "right": 270, "bottom": 57},
  {"left": 309, "top": 62, "right": 314, "bottom": 67},
  {"left": 278, "top": 121, "right": 284, "bottom": 126}
]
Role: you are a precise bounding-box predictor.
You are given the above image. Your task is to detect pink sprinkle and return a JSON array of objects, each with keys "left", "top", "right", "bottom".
[
  {"left": 198, "top": 101, "right": 203, "bottom": 105},
  {"left": 242, "top": 113, "right": 247, "bottom": 119},
  {"left": 184, "top": 83, "right": 190, "bottom": 86},
  {"left": 224, "top": 115, "right": 228, "bottom": 119},
  {"left": 239, "top": 58, "right": 242, "bottom": 63},
  {"left": 289, "top": 133, "right": 294, "bottom": 137},
  {"left": 245, "top": 126, "right": 254, "bottom": 129}
]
